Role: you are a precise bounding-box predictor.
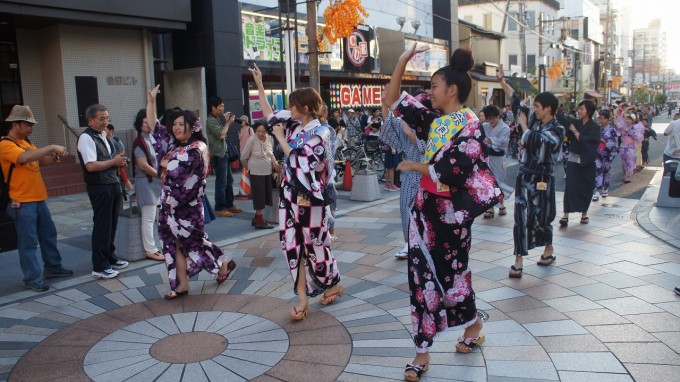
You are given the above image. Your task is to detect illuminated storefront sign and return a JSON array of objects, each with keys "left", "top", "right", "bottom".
[
  {"left": 404, "top": 39, "right": 448, "bottom": 76},
  {"left": 329, "top": 83, "right": 382, "bottom": 110}
]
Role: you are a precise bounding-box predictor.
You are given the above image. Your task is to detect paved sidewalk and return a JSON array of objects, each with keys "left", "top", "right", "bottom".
[{"left": 1, "top": 187, "right": 680, "bottom": 381}]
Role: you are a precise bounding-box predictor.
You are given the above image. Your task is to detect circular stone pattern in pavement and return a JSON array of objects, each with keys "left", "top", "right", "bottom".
[
  {"left": 83, "top": 312, "right": 288, "bottom": 381},
  {"left": 150, "top": 332, "right": 228, "bottom": 363}
]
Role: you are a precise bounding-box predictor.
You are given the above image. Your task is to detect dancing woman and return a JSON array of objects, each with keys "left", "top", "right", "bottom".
[
  {"left": 146, "top": 86, "right": 235, "bottom": 300},
  {"left": 250, "top": 65, "right": 344, "bottom": 321},
  {"left": 384, "top": 45, "right": 502, "bottom": 381}
]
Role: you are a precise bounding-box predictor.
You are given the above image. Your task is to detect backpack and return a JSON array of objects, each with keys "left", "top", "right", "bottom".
[{"left": 0, "top": 137, "right": 20, "bottom": 210}]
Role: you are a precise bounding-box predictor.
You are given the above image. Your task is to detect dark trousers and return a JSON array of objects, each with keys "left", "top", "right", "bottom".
[
  {"left": 86, "top": 183, "right": 121, "bottom": 271},
  {"left": 641, "top": 140, "right": 650, "bottom": 164},
  {"left": 211, "top": 155, "right": 234, "bottom": 211}
]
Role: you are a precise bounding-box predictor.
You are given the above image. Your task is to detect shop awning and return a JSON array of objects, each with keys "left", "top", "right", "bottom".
[
  {"left": 504, "top": 76, "right": 537, "bottom": 93},
  {"left": 610, "top": 90, "right": 623, "bottom": 99},
  {"left": 584, "top": 90, "right": 604, "bottom": 99}
]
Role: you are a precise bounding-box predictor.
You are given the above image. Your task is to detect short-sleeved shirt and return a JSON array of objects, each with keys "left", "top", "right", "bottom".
[
  {"left": 664, "top": 120, "right": 680, "bottom": 158},
  {"left": 77, "top": 129, "right": 113, "bottom": 164},
  {"left": 0, "top": 138, "right": 48, "bottom": 202}
]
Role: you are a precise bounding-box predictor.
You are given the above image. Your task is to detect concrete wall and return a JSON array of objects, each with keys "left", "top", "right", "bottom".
[
  {"left": 164, "top": 67, "right": 207, "bottom": 128},
  {"left": 15, "top": 24, "right": 150, "bottom": 151}
]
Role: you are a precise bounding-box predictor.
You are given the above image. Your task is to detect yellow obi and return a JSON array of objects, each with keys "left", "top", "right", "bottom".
[{"left": 423, "top": 107, "right": 477, "bottom": 163}]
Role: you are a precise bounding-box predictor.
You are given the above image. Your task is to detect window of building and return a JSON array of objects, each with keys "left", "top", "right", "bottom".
[
  {"left": 508, "top": 12, "right": 518, "bottom": 31},
  {"left": 571, "top": 29, "right": 579, "bottom": 39},
  {"left": 527, "top": 54, "right": 536, "bottom": 72},
  {"left": 484, "top": 13, "right": 492, "bottom": 29},
  {"left": 526, "top": 11, "right": 536, "bottom": 29},
  {"left": 464, "top": 15, "right": 473, "bottom": 23},
  {"left": 509, "top": 54, "right": 518, "bottom": 67}
]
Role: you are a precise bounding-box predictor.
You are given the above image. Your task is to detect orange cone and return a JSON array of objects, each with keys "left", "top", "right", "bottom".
[
  {"left": 236, "top": 167, "right": 251, "bottom": 200},
  {"left": 341, "top": 158, "right": 352, "bottom": 191}
]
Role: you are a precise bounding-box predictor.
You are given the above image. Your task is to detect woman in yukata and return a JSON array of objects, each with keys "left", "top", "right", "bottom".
[
  {"left": 592, "top": 109, "right": 619, "bottom": 201},
  {"left": 250, "top": 64, "right": 344, "bottom": 321},
  {"left": 615, "top": 110, "right": 645, "bottom": 183},
  {"left": 146, "top": 85, "right": 236, "bottom": 300},
  {"left": 378, "top": 84, "right": 426, "bottom": 259},
  {"left": 384, "top": 45, "right": 502, "bottom": 382},
  {"left": 556, "top": 99, "right": 601, "bottom": 227},
  {"left": 480, "top": 104, "right": 514, "bottom": 218}
]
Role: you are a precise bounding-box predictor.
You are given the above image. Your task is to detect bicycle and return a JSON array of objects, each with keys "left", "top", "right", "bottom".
[{"left": 344, "top": 137, "right": 385, "bottom": 182}]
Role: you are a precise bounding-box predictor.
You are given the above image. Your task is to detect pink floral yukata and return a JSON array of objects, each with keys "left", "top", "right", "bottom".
[
  {"left": 393, "top": 92, "right": 502, "bottom": 352},
  {"left": 269, "top": 111, "right": 340, "bottom": 297},
  {"left": 153, "top": 121, "right": 229, "bottom": 292}
]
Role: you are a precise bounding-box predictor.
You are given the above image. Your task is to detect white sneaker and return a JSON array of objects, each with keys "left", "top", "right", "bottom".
[
  {"left": 394, "top": 243, "right": 408, "bottom": 259},
  {"left": 92, "top": 269, "right": 119, "bottom": 279},
  {"left": 592, "top": 192, "right": 600, "bottom": 201},
  {"left": 111, "top": 260, "right": 129, "bottom": 269},
  {"left": 602, "top": 189, "right": 608, "bottom": 198}
]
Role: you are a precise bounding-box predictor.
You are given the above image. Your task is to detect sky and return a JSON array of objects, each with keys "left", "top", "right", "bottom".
[{"left": 618, "top": 0, "right": 679, "bottom": 73}]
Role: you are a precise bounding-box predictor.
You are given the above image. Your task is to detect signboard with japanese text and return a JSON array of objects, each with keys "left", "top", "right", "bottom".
[
  {"left": 329, "top": 83, "right": 383, "bottom": 110},
  {"left": 241, "top": 12, "right": 341, "bottom": 69},
  {"left": 404, "top": 39, "right": 448, "bottom": 76}
]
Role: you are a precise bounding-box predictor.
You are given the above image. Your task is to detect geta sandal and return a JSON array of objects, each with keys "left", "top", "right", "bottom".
[
  {"left": 498, "top": 206, "right": 507, "bottom": 216},
  {"left": 164, "top": 290, "right": 188, "bottom": 300},
  {"left": 404, "top": 362, "right": 429, "bottom": 382},
  {"left": 145, "top": 252, "right": 165, "bottom": 261},
  {"left": 483, "top": 209, "right": 494, "bottom": 218},
  {"left": 509, "top": 265, "right": 523, "bottom": 278},
  {"left": 580, "top": 216, "right": 589, "bottom": 224},
  {"left": 455, "top": 333, "right": 486, "bottom": 353},
  {"left": 537, "top": 254, "right": 556, "bottom": 266},
  {"left": 320, "top": 285, "right": 345, "bottom": 305},
  {"left": 216, "top": 260, "right": 236, "bottom": 285},
  {"left": 559, "top": 217, "right": 568, "bottom": 227}
]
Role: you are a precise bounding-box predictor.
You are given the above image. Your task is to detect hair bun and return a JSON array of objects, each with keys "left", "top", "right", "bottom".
[{"left": 450, "top": 48, "right": 474, "bottom": 72}]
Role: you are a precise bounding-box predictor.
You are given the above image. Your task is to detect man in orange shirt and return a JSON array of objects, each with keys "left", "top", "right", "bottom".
[{"left": 0, "top": 105, "right": 73, "bottom": 292}]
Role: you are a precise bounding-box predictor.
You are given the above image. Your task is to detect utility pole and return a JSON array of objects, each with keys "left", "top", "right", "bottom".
[
  {"left": 519, "top": 0, "right": 526, "bottom": 74},
  {"left": 602, "top": 0, "right": 611, "bottom": 97},
  {"left": 306, "top": 0, "right": 320, "bottom": 92},
  {"left": 500, "top": 0, "right": 511, "bottom": 33},
  {"left": 630, "top": 34, "right": 636, "bottom": 100}
]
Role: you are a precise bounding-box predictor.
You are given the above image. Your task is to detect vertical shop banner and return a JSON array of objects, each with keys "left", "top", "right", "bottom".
[
  {"left": 241, "top": 11, "right": 341, "bottom": 69},
  {"left": 329, "top": 83, "right": 382, "bottom": 110},
  {"left": 342, "top": 25, "right": 377, "bottom": 72}
]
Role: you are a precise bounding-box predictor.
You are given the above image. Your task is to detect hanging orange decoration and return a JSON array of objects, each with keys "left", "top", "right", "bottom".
[
  {"left": 320, "top": 0, "right": 369, "bottom": 44},
  {"left": 547, "top": 60, "right": 565, "bottom": 81},
  {"left": 611, "top": 76, "right": 623, "bottom": 89}
]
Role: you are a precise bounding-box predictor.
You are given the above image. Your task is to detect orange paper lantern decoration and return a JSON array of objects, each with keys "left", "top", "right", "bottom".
[{"left": 320, "top": 0, "right": 369, "bottom": 44}]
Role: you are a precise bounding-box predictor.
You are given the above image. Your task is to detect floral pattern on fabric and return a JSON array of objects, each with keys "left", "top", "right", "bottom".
[
  {"left": 153, "top": 121, "right": 227, "bottom": 291},
  {"left": 395, "top": 94, "right": 502, "bottom": 352},
  {"left": 595, "top": 123, "right": 619, "bottom": 190},
  {"left": 615, "top": 118, "right": 644, "bottom": 178}
]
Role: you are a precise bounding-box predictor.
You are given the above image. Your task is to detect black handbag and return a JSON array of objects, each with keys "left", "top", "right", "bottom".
[{"left": 226, "top": 139, "right": 240, "bottom": 163}]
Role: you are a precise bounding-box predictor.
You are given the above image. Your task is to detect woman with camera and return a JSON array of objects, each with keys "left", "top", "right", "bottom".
[{"left": 250, "top": 64, "right": 344, "bottom": 321}]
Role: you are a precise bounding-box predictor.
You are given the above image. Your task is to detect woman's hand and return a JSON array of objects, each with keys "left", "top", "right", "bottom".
[
  {"left": 272, "top": 161, "right": 281, "bottom": 172},
  {"left": 249, "top": 63, "right": 263, "bottom": 86},
  {"left": 518, "top": 110, "right": 528, "bottom": 130},
  {"left": 496, "top": 64, "right": 505, "bottom": 82},
  {"left": 160, "top": 158, "right": 168, "bottom": 169},
  {"left": 399, "top": 43, "right": 430, "bottom": 63},
  {"left": 569, "top": 124, "right": 577, "bottom": 133},
  {"left": 148, "top": 84, "right": 160, "bottom": 103},
  {"left": 272, "top": 123, "right": 285, "bottom": 139},
  {"left": 396, "top": 160, "right": 412, "bottom": 172}
]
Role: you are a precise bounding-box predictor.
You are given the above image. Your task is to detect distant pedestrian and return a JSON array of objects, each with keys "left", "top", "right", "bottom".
[
  {"left": 239, "top": 120, "right": 278, "bottom": 229},
  {"left": 593, "top": 109, "right": 618, "bottom": 200},
  {"left": 615, "top": 110, "right": 644, "bottom": 183},
  {"left": 662, "top": 113, "right": 680, "bottom": 175},
  {"left": 0, "top": 105, "right": 74, "bottom": 291}
]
